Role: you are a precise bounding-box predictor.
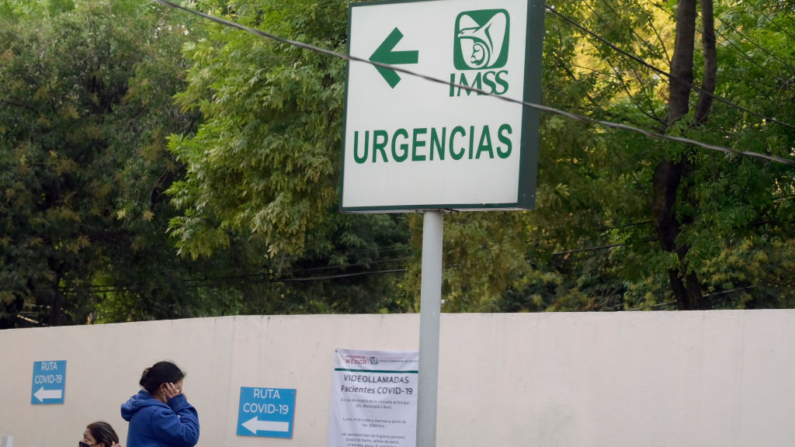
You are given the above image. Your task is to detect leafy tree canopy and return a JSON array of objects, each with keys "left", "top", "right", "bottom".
[
  {"left": 4, "top": 0, "right": 795, "bottom": 329},
  {"left": 168, "top": 0, "right": 795, "bottom": 312}
]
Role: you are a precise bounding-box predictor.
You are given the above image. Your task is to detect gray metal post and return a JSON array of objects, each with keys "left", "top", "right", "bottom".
[{"left": 417, "top": 210, "right": 443, "bottom": 447}]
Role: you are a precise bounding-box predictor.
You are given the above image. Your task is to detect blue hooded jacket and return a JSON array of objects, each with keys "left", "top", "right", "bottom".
[{"left": 121, "top": 390, "right": 200, "bottom": 447}]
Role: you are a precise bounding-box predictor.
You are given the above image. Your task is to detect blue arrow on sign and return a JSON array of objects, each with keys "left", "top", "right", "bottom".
[
  {"left": 31, "top": 360, "right": 66, "bottom": 405},
  {"left": 236, "top": 387, "right": 296, "bottom": 439}
]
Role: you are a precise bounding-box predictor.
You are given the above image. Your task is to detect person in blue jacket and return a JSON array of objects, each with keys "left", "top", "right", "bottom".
[{"left": 121, "top": 361, "right": 199, "bottom": 447}]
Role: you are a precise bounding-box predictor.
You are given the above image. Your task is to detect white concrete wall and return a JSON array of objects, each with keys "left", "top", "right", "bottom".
[{"left": 1, "top": 311, "right": 794, "bottom": 447}]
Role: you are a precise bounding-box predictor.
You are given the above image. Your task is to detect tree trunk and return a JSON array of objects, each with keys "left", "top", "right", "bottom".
[
  {"left": 695, "top": 0, "right": 717, "bottom": 124},
  {"left": 666, "top": 0, "right": 697, "bottom": 125},
  {"left": 53, "top": 270, "right": 63, "bottom": 326},
  {"left": 652, "top": 0, "right": 714, "bottom": 310}
]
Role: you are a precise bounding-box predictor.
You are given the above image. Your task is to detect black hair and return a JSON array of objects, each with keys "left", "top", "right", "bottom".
[
  {"left": 139, "top": 361, "right": 186, "bottom": 395},
  {"left": 87, "top": 421, "right": 119, "bottom": 447}
]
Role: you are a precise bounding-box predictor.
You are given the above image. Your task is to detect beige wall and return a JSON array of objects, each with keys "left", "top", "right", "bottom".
[{"left": 1, "top": 311, "right": 794, "bottom": 447}]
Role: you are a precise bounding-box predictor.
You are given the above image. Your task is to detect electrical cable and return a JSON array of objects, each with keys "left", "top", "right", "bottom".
[
  {"left": 552, "top": 238, "right": 656, "bottom": 256},
  {"left": 595, "top": 0, "right": 667, "bottom": 61},
  {"left": 151, "top": 0, "right": 795, "bottom": 166},
  {"left": 581, "top": 1, "right": 666, "bottom": 123},
  {"left": 61, "top": 266, "right": 411, "bottom": 294},
  {"left": 63, "top": 255, "right": 413, "bottom": 292},
  {"left": 558, "top": 43, "right": 775, "bottom": 167},
  {"left": 744, "top": 1, "right": 795, "bottom": 44},
  {"left": 547, "top": 5, "right": 795, "bottom": 131},
  {"left": 650, "top": 2, "right": 788, "bottom": 85},
  {"left": 713, "top": 14, "right": 795, "bottom": 73},
  {"left": 558, "top": 3, "right": 795, "bottom": 173},
  {"left": 569, "top": 63, "right": 622, "bottom": 79},
  {"left": 629, "top": 300, "right": 676, "bottom": 310},
  {"left": 181, "top": 256, "right": 412, "bottom": 284},
  {"left": 702, "top": 284, "right": 758, "bottom": 299},
  {"left": 711, "top": 19, "right": 791, "bottom": 81},
  {"left": 275, "top": 268, "right": 407, "bottom": 283}
]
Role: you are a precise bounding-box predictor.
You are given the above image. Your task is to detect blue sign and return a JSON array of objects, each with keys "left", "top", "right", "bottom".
[
  {"left": 237, "top": 387, "right": 296, "bottom": 438},
  {"left": 31, "top": 360, "right": 66, "bottom": 405}
]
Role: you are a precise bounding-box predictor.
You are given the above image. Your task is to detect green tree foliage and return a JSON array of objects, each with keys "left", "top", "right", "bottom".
[
  {"left": 0, "top": 0, "right": 235, "bottom": 327},
  {"left": 4, "top": 0, "right": 795, "bottom": 326},
  {"left": 168, "top": 0, "right": 348, "bottom": 258},
  {"left": 167, "top": 0, "right": 413, "bottom": 309},
  {"left": 167, "top": 0, "right": 795, "bottom": 313},
  {"left": 1, "top": 0, "right": 413, "bottom": 327},
  {"left": 507, "top": 0, "right": 795, "bottom": 311}
]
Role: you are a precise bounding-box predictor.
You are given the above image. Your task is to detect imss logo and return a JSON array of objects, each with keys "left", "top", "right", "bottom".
[
  {"left": 450, "top": 9, "right": 511, "bottom": 96},
  {"left": 453, "top": 9, "right": 510, "bottom": 70}
]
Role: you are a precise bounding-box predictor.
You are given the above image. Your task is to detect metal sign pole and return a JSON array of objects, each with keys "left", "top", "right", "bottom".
[{"left": 417, "top": 210, "right": 444, "bottom": 447}]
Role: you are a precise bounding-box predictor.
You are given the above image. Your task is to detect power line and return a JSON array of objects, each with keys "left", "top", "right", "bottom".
[
  {"left": 552, "top": 238, "right": 656, "bottom": 256},
  {"left": 547, "top": 6, "right": 795, "bottom": 131},
  {"left": 744, "top": 1, "right": 795, "bottom": 44},
  {"left": 584, "top": 3, "right": 795, "bottom": 165},
  {"left": 276, "top": 268, "right": 407, "bottom": 283},
  {"left": 551, "top": 10, "right": 780, "bottom": 165},
  {"left": 152, "top": 0, "right": 795, "bottom": 167},
  {"left": 181, "top": 255, "right": 413, "bottom": 283},
  {"left": 768, "top": 2, "right": 795, "bottom": 31},
  {"left": 650, "top": 2, "right": 787, "bottom": 86},
  {"left": 63, "top": 255, "right": 412, "bottom": 293},
  {"left": 569, "top": 63, "right": 622, "bottom": 78},
  {"left": 264, "top": 243, "right": 413, "bottom": 273},
  {"left": 702, "top": 284, "right": 758, "bottom": 299},
  {"left": 572, "top": 5, "right": 791, "bottom": 169},
  {"left": 181, "top": 267, "right": 409, "bottom": 289},
  {"left": 714, "top": 25, "right": 783, "bottom": 77},
  {"left": 585, "top": 1, "right": 767, "bottom": 132},
  {"left": 713, "top": 14, "right": 795, "bottom": 73},
  {"left": 581, "top": 1, "right": 666, "bottom": 123},
  {"left": 707, "top": 14, "right": 793, "bottom": 85},
  {"left": 184, "top": 256, "right": 411, "bottom": 285},
  {"left": 629, "top": 300, "right": 676, "bottom": 311},
  {"left": 594, "top": 0, "right": 668, "bottom": 62},
  {"left": 600, "top": 220, "right": 652, "bottom": 231},
  {"left": 605, "top": 56, "right": 665, "bottom": 123},
  {"left": 549, "top": 55, "right": 664, "bottom": 132},
  {"left": 552, "top": 242, "right": 629, "bottom": 256},
  {"left": 62, "top": 266, "right": 410, "bottom": 294}
]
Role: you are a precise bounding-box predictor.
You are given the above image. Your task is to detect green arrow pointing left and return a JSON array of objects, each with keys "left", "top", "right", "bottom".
[{"left": 369, "top": 27, "right": 419, "bottom": 89}]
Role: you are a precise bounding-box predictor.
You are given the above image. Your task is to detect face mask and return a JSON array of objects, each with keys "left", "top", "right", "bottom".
[{"left": 79, "top": 442, "right": 94, "bottom": 447}]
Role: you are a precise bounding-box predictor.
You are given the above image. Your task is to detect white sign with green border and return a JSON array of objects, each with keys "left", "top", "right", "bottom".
[{"left": 341, "top": 0, "right": 544, "bottom": 212}]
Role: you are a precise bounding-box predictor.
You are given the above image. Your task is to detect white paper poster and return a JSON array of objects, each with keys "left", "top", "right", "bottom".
[{"left": 328, "top": 349, "right": 419, "bottom": 447}]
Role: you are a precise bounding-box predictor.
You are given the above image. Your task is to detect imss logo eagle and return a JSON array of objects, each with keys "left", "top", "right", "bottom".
[
  {"left": 454, "top": 9, "right": 510, "bottom": 70},
  {"left": 450, "top": 9, "right": 511, "bottom": 96}
]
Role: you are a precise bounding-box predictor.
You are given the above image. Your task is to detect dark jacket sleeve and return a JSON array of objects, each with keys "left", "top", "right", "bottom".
[{"left": 149, "top": 394, "right": 200, "bottom": 447}]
